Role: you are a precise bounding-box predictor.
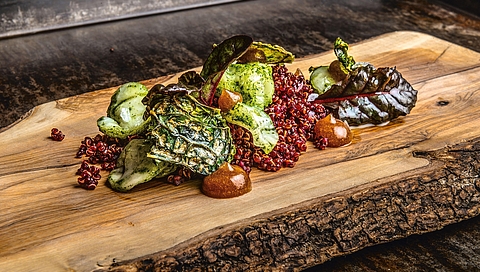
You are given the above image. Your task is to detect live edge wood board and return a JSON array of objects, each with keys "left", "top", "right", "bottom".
[{"left": 1, "top": 31, "right": 480, "bottom": 271}]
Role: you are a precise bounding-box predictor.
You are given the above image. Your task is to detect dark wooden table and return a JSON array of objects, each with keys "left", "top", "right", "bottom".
[{"left": 1, "top": 0, "right": 480, "bottom": 270}]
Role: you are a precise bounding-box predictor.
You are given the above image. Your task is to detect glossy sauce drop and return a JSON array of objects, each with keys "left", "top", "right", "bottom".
[
  {"left": 314, "top": 114, "right": 353, "bottom": 147},
  {"left": 218, "top": 89, "right": 243, "bottom": 112},
  {"left": 328, "top": 60, "right": 348, "bottom": 81},
  {"left": 202, "top": 162, "right": 252, "bottom": 198}
]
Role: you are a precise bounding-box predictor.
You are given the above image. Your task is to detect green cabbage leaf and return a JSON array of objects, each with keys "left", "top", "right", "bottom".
[
  {"left": 144, "top": 84, "right": 235, "bottom": 176},
  {"left": 108, "top": 139, "right": 177, "bottom": 192},
  {"left": 97, "top": 82, "right": 151, "bottom": 139}
]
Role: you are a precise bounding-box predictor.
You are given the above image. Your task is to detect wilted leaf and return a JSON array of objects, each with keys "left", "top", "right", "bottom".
[
  {"left": 313, "top": 64, "right": 418, "bottom": 126},
  {"left": 237, "top": 41, "right": 295, "bottom": 64},
  {"left": 144, "top": 84, "right": 235, "bottom": 175},
  {"left": 200, "top": 35, "right": 253, "bottom": 79},
  {"left": 199, "top": 35, "right": 253, "bottom": 105},
  {"left": 178, "top": 70, "right": 205, "bottom": 90}
]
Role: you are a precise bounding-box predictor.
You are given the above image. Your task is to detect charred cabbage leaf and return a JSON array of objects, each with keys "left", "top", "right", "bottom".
[
  {"left": 223, "top": 102, "right": 278, "bottom": 154},
  {"left": 237, "top": 41, "right": 295, "bottom": 64},
  {"left": 309, "top": 38, "right": 418, "bottom": 126},
  {"left": 217, "top": 62, "right": 274, "bottom": 109},
  {"left": 215, "top": 62, "right": 277, "bottom": 153},
  {"left": 144, "top": 84, "right": 235, "bottom": 176},
  {"left": 97, "top": 82, "right": 151, "bottom": 139},
  {"left": 108, "top": 139, "right": 177, "bottom": 192}
]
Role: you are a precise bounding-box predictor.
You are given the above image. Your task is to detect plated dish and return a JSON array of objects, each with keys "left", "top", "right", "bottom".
[{"left": 63, "top": 35, "right": 417, "bottom": 197}]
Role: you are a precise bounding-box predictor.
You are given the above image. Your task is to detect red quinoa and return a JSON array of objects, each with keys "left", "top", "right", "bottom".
[
  {"left": 50, "top": 128, "right": 65, "bottom": 141},
  {"left": 75, "top": 134, "right": 126, "bottom": 189},
  {"left": 230, "top": 65, "right": 327, "bottom": 173}
]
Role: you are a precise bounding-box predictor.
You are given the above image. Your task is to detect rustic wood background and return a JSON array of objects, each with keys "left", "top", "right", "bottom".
[{"left": 0, "top": 0, "right": 242, "bottom": 38}]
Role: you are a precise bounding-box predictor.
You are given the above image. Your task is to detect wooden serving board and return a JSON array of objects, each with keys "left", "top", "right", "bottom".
[{"left": 1, "top": 31, "right": 480, "bottom": 271}]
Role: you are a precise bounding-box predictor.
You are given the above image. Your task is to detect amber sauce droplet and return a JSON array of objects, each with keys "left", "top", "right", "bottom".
[
  {"left": 202, "top": 162, "right": 252, "bottom": 198},
  {"left": 314, "top": 114, "right": 353, "bottom": 147},
  {"left": 328, "top": 60, "right": 348, "bottom": 81},
  {"left": 218, "top": 89, "right": 243, "bottom": 112}
]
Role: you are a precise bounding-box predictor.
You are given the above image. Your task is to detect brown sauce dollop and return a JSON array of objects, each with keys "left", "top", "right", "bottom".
[
  {"left": 218, "top": 89, "right": 242, "bottom": 112},
  {"left": 328, "top": 60, "right": 348, "bottom": 81},
  {"left": 202, "top": 162, "right": 251, "bottom": 198},
  {"left": 314, "top": 114, "right": 353, "bottom": 147}
]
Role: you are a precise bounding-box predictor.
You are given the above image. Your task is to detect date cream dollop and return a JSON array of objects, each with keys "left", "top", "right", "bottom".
[
  {"left": 314, "top": 114, "right": 353, "bottom": 147},
  {"left": 202, "top": 162, "right": 251, "bottom": 198}
]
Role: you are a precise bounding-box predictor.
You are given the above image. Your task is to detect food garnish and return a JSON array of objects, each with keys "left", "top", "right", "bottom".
[
  {"left": 237, "top": 41, "right": 295, "bottom": 64},
  {"left": 198, "top": 35, "right": 253, "bottom": 106},
  {"left": 309, "top": 37, "right": 418, "bottom": 126},
  {"left": 223, "top": 101, "right": 278, "bottom": 154},
  {"left": 76, "top": 161, "right": 101, "bottom": 190},
  {"left": 73, "top": 36, "right": 417, "bottom": 197},
  {"left": 217, "top": 62, "right": 274, "bottom": 109}
]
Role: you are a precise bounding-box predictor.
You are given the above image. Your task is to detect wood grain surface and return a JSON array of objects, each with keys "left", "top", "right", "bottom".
[{"left": 1, "top": 31, "right": 480, "bottom": 271}]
